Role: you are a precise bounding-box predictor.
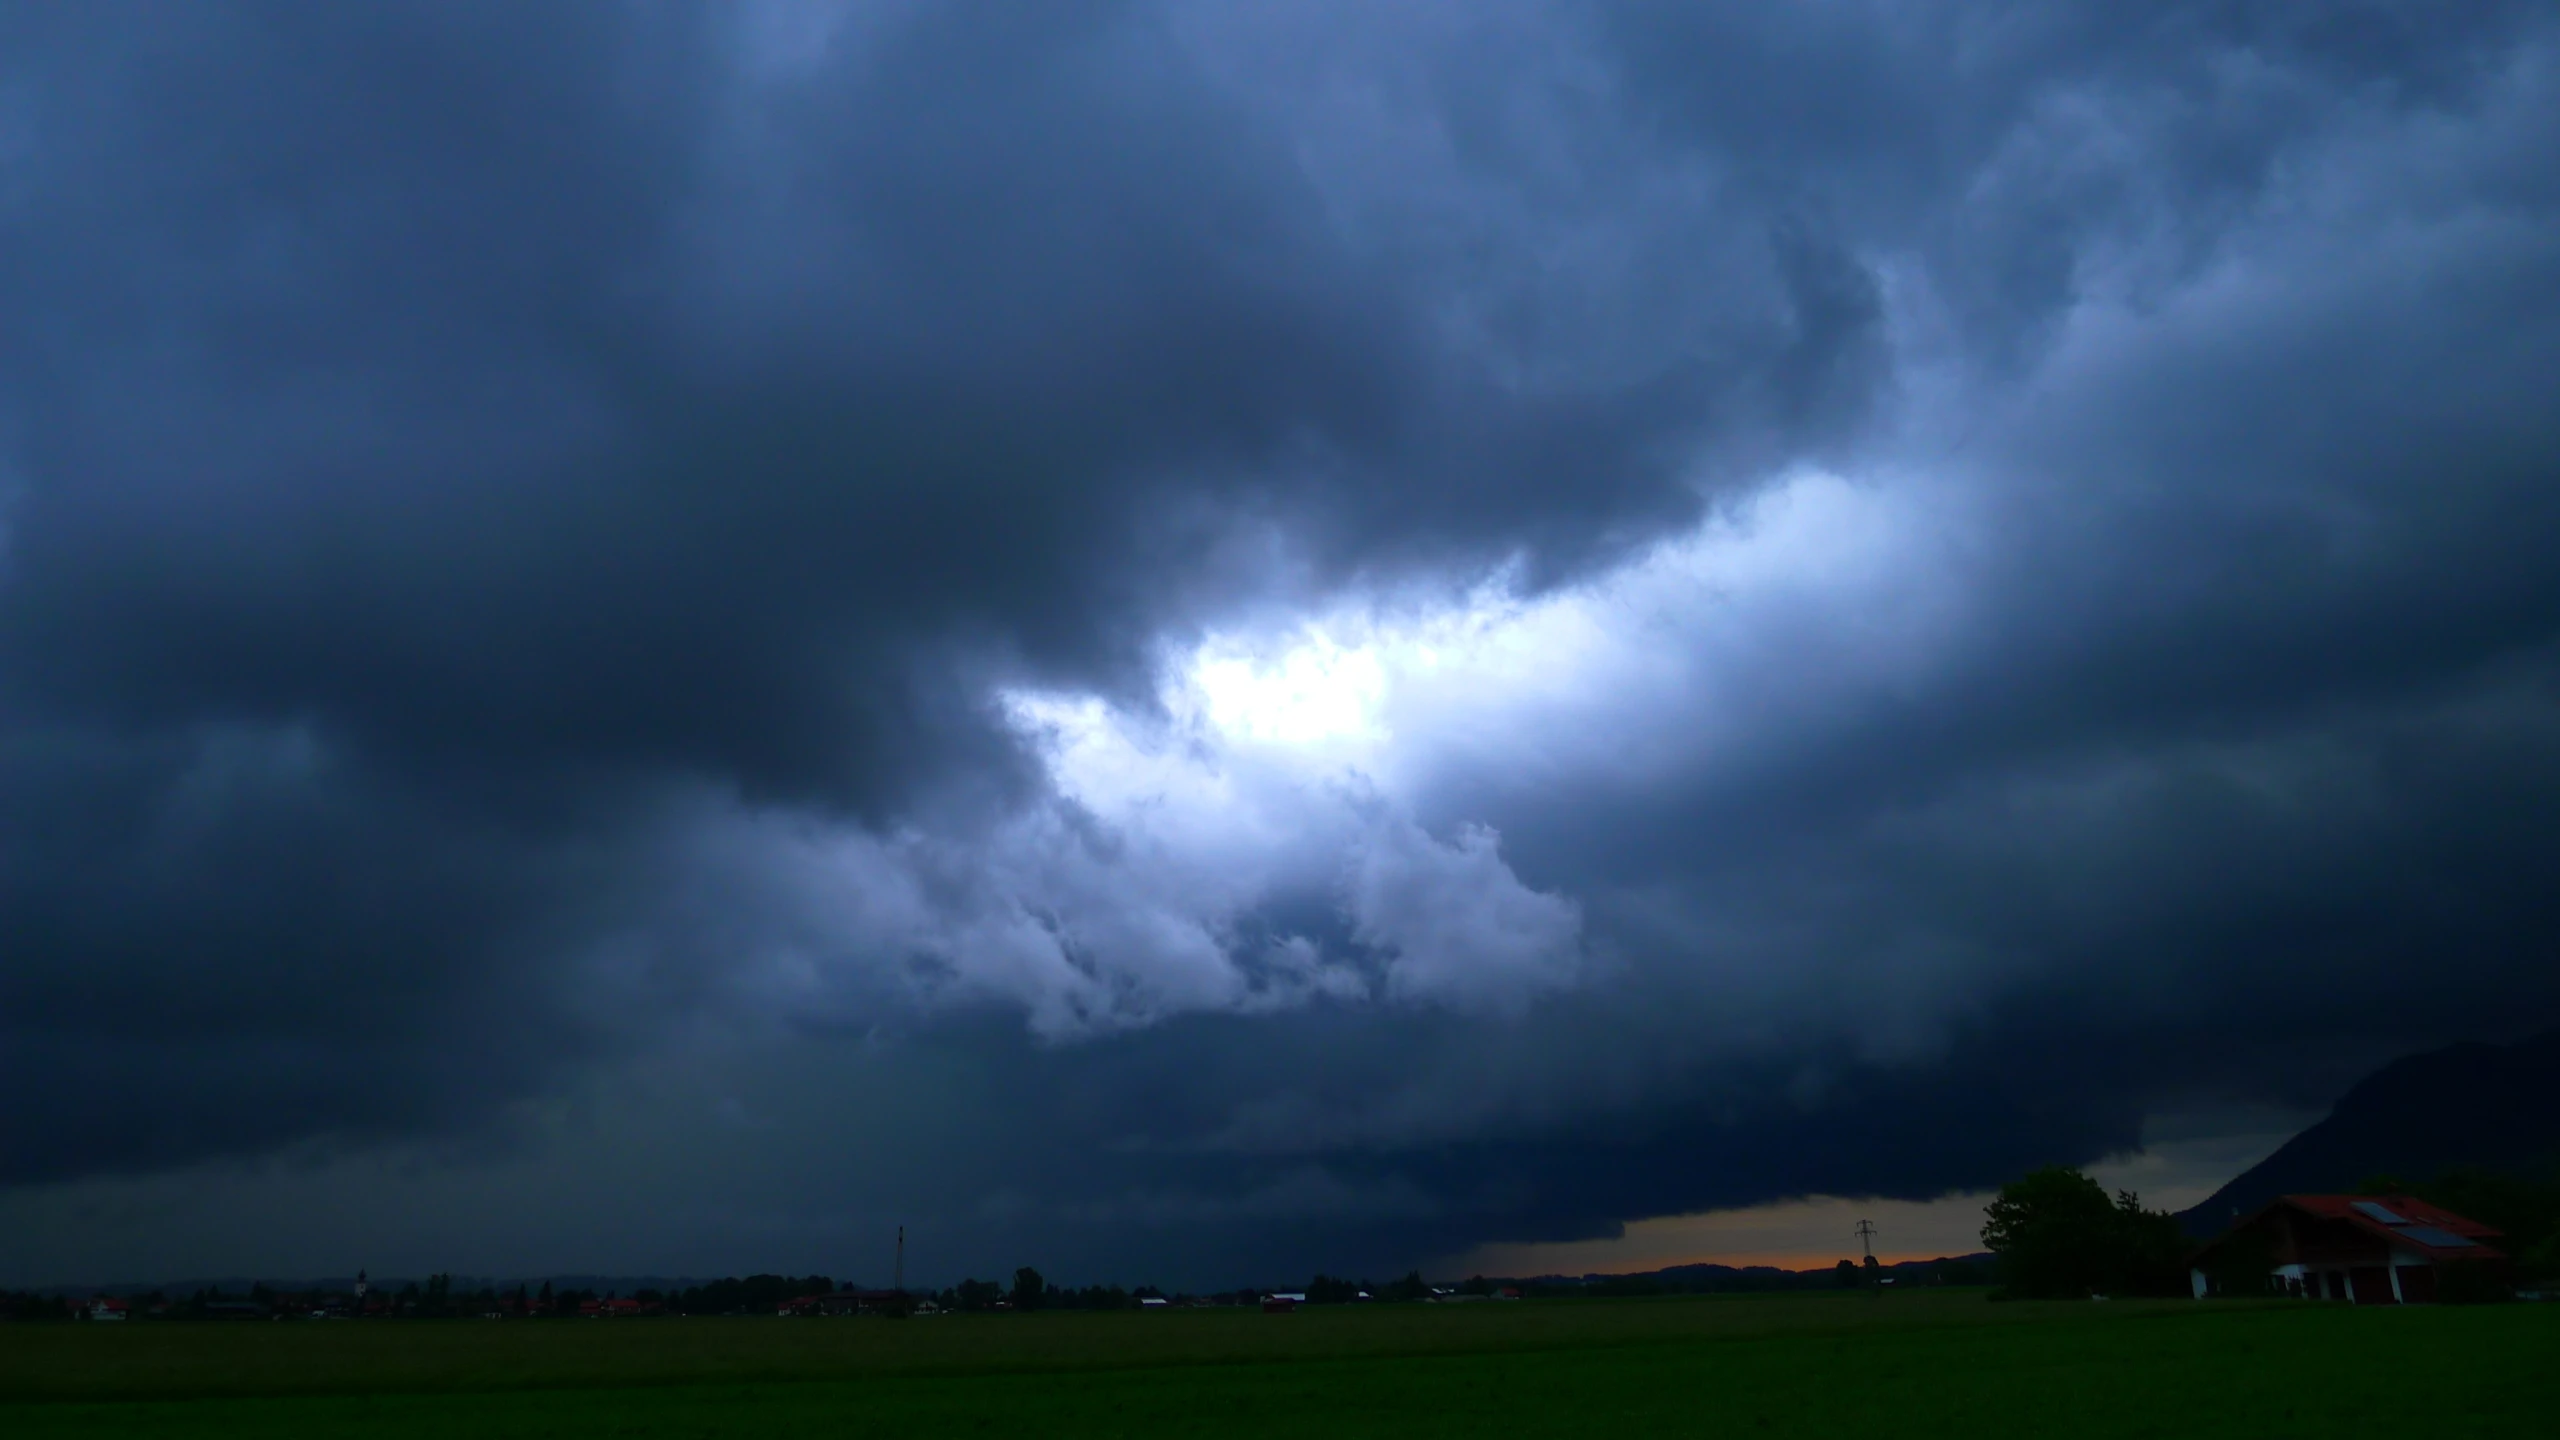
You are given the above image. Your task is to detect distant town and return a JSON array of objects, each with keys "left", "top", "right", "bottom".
[{"left": 7, "top": 1254, "right": 2005, "bottom": 1325}]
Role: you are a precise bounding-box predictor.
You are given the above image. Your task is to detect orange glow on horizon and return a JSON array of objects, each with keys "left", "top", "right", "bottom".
[
  {"left": 1456, "top": 1192, "right": 2001, "bottom": 1280},
  {"left": 1456, "top": 1126, "right": 2304, "bottom": 1281},
  {"left": 1563, "top": 1249, "right": 1979, "bottom": 1276}
]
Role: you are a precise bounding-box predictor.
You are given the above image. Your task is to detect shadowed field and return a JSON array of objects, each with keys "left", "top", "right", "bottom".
[{"left": 4, "top": 1294, "right": 2553, "bottom": 1436}]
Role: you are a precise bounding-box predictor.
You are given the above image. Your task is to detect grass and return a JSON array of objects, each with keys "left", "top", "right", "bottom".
[{"left": 3, "top": 1293, "right": 2554, "bottom": 1436}]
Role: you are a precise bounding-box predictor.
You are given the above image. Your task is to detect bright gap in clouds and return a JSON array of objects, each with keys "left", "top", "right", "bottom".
[
  {"left": 1190, "top": 632, "right": 1389, "bottom": 747},
  {"left": 1034, "top": 466, "right": 1960, "bottom": 796},
  {"left": 952, "top": 468, "right": 1962, "bottom": 1030}
]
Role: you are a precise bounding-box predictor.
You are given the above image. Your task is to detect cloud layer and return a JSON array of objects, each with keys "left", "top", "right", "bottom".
[{"left": 4, "top": 1, "right": 2559, "bottom": 1285}]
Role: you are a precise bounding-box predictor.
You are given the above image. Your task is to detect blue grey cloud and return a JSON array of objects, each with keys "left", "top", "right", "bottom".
[{"left": 3, "top": 0, "right": 2557, "bottom": 1286}]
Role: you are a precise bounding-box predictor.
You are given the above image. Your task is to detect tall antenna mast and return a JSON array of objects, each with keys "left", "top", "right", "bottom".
[
  {"left": 894, "top": 1225, "right": 905, "bottom": 1295},
  {"left": 1854, "top": 1219, "right": 1877, "bottom": 1258}
]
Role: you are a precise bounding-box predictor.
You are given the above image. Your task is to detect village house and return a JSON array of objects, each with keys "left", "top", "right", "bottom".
[{"left": 2187, "top": 1194, "right": 2506, "bottom": 1304}]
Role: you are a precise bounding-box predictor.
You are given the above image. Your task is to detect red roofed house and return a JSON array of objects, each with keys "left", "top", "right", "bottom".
[{"left": 2187, "top": 1194, "right": 2505, "bottom": 1304}]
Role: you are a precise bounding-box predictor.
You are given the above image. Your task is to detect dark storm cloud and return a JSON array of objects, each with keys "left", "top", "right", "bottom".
[
  {"left": 3, "top": 0, "right": 2559, "bottom": 1284},
  {"left": 0, "top": 0, "right": 1882, "bottom": 1179}
]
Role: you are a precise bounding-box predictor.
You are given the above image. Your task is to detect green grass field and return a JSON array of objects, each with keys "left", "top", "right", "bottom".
[{"left": 4, "top": 1294, "right": 2554, "bottom": 1437}]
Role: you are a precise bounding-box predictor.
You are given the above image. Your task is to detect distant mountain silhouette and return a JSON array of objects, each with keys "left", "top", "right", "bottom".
[
  {"left": 2178, "top": 1028, "right": 2560, "bottom": 1236},
  {"left": 1513, "top": 1254, "right": 1995, "bottom": 1292}
]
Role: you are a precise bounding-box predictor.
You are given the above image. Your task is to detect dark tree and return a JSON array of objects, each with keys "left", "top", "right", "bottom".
[
  {"left": 3, "top": 1291, "right": 72, "bottom": 1321},
  {"left": 668, "top": 1274, "right": 833, "bottom": 1316},
  {"left": 1307, "top": 1274, "right": 1361, "bottom": 1304},
  {"left": 1011, "top": 1268, "right": 1046, "bottom": 1311},
  {"left": 1586, "top": 1274, "right": 1664, "bottom": 1297},
  {"left": 1982, "top": 1166, "right": 2188, "bottom": 1298}
]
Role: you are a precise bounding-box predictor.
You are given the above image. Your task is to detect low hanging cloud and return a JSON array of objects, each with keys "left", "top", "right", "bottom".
[
  {"left": 1352, "top": 820, "right": 1583, "bottom": 1012},
  {"left": 633, "top": 663, "right": 1587, "bottom": 1040}
]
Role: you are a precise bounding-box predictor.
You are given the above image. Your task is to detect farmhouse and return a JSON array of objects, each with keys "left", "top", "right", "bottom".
[{"left": 2188, "top": 1194, "right": 2505, "bottom": 1304}]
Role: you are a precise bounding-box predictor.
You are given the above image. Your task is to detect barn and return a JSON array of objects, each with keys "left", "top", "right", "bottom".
[{"left": 2188, "top": 1194, "right": 2505, "bottom": 1304}]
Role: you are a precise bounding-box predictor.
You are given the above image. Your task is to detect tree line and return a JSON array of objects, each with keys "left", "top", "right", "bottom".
[
  {"left": 22, "top": 1160, "right": 2545, "bottom": 1321},
  {"left": 1978, "top": 1167, "right": 2191, "bottom": 1298}
]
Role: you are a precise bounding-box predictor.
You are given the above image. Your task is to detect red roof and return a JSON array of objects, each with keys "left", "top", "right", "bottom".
[{"left": 2261, "top": 1194, "right": 2505, "bottom": 1259}]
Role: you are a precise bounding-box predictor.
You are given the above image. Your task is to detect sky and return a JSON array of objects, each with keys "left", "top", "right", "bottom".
[{"left": 4, "top": 0, "right": 2559, "bottom": 1291}]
